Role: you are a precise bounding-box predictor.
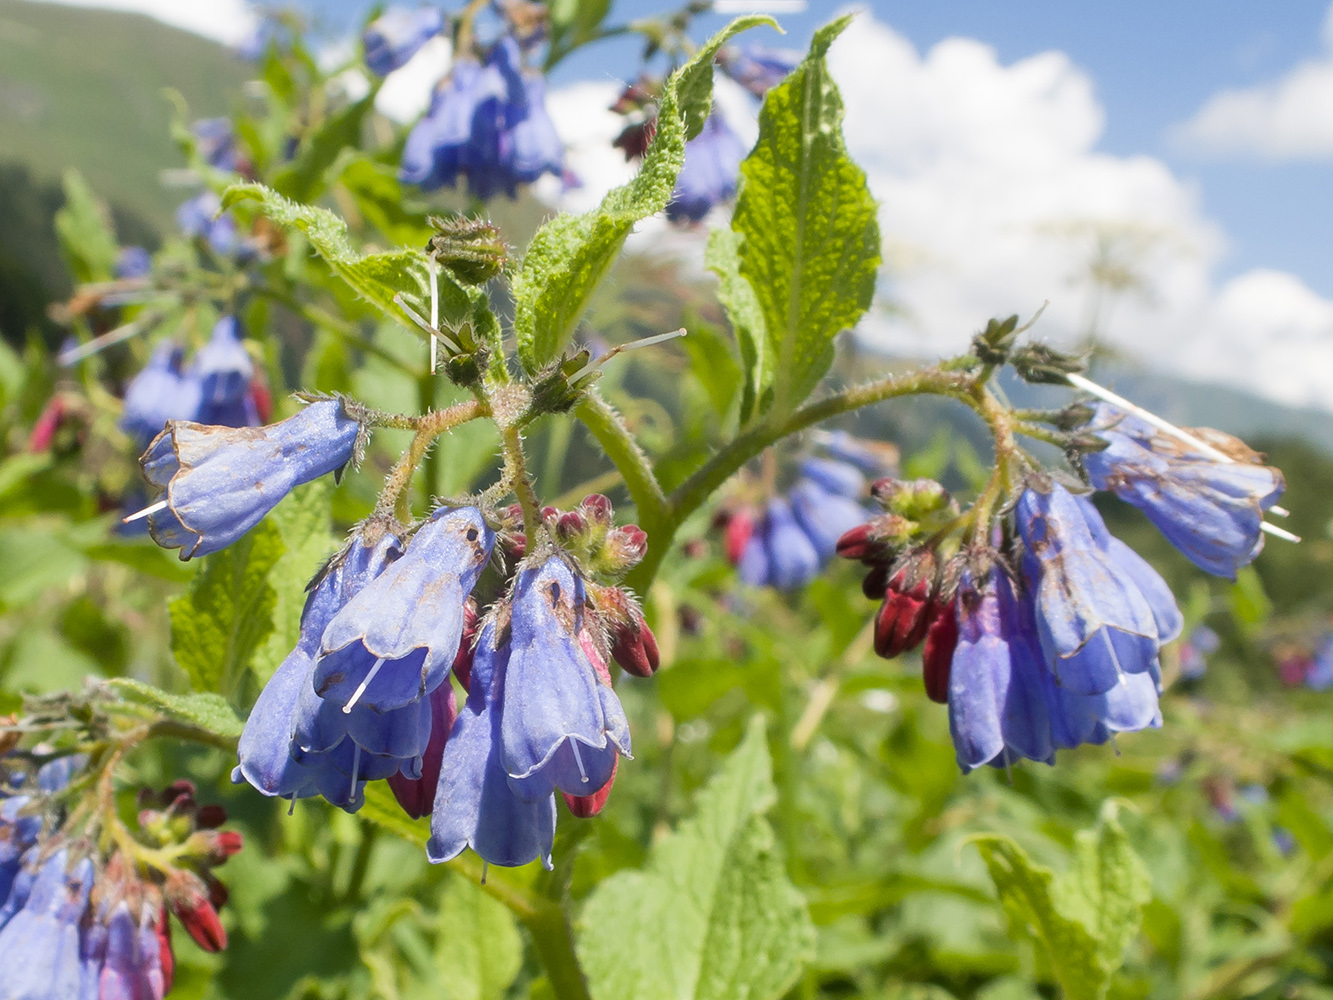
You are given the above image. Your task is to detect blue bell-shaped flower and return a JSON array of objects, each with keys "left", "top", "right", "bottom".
[
  {"left": 363, "top": 6, "right": 443, "bottom": 76},
  {"left": 667, "top": 112, "right": 747, "bottom": 223}
]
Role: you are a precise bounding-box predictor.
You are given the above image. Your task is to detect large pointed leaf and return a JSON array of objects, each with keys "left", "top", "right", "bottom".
[
  {"left": 577, "top": 717, "right": 815, "bottom": 1000},
  {"left": 512, "top": 16, "right": 775, "bottom": 373},
  {"left": 731, "top": 15, "right": 880, "bottom": 418}
]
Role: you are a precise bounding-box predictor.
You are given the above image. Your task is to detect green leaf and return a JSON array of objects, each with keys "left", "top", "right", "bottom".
[
  {"left": 1052, "top": 805, "right": 1152, "bottom": 981},
  {"left": 547, "top": 0, "right": 613, "bottom": 67},
  {"left": 578, "top": 717, "right": 815, "bottom": 1000},
  {"left": 222, "top": 182, "right": 435, "bottom": 333},
  {"left": 271, "top": 93, "right": 376, "bottom": 204},
  {"left": 681, "top": 318, "right": 742, "bottom": 420},
  {"left": 252, "top": 480, "right": 337, "bottom": 683},
  {"left": 105, "top": 678, "right": 244, "bottom": 741},
  {"left": 54, "top": 169, "right": 119, "bottom": 284},
  {"left": 731, "top": 15, "right": 881, "bottom": 417},
  {"left": 168, "top": 520, "right": 282, "bottom": 696},
  {"left": 971, "top": 835, "right": 1105, "bottom": 1000},
  {"left": 360, "top": 781, "right": 430, "bottom": 847},
  {"left": 435, "top": 875, "right": 523, "bottom": 1000},
  {"left": 705, "top": 229, "right": 768, "bottom": 423},
  {"left": 512, "top": 15, "right": 775, "bottom": 373},
  {"left": 971, "top": 807, "right": 1150, "bottom": 1000}
]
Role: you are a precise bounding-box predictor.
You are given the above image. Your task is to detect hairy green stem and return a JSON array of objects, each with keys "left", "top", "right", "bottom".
[
  {"left": 501, "top": 424, "right": 543, "bottom": 541},
  {"left": 372, "top": 399, "right": 488, "bottom": 521}
]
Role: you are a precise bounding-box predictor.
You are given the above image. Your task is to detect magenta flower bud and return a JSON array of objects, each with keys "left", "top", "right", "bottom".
[
  {"left": 603, "top": 525, "right": 648, "bottom": 572},
  {"left": 563, "top": 758, "right": 617, "bottom": 818},
  {"left": 388, "top": 682, "right": 459, "bottom": 820},
  {"left": 556, "top": 510, "right": 588, "bottom": 541},
  {"left": 580, "top": 494, "right": 613, "bottom": 525}
]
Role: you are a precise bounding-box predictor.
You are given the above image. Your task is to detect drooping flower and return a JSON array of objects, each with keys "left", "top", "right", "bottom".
[
  {"left": 94, "top": 901, "right": 168, "bottom": 1000},
  {"left": 1081, "top": 402, "right": 1285, "bottom": 578},
  {"left": 428, "top": 623, "right": 558, "bottom": 869},
  {"left": 1016, "top": 484, "right": 1163, "bottom": 696},
  {"left": 788, "top": 476, "right": 871, "bottom": 561},
  {"left": 138, "top": 397, "right": 363, "bottom": 560},
  {"left": 500, "top": 558, "right": 631, "bottom": 802},
  {"left": 314, "top": 506, "right": 495, "bottom": 714},
  {"left": 1178, "top": 624, "right": 1220, "bottom": 681},
  {"left": 717, "top": 43, "right": 801, "bottom": 98},
  {"left": 120, "top": 342, "right": 203, "bottom": 447},
  {"left": 362, "top": 6, "right": 443, "bottom": 76},
  {"left": 191, "top": 317, "right": 257, "bottom": 428},
  {"left": 235, "top": 530, "right": 404, "bottom": 811},
  {"left": 667, "top": 112, "right": 747, "bottom": 223},
  {"left": 400, "top": 35, "right": 562, "bottom": 198},
  {"left": 738, "top": 497, "right": 821, "bottom": 590}
]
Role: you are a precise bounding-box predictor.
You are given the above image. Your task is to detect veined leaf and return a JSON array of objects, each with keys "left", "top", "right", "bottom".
[
  {"left": 512, "top": 15, "right": 776, "bottom": 374},
  {"left": 106, "top": 678, "right": 244, "bottom": 742},
  {"left": 732, "top": 15, "right": 880, "bottom": 418},
  {"left": 169, "top": 519, "right": 281, "bottom": 697},
  {"left": 223, "top": 182, "right": 436, "bottom": 333},
  {"left": 577, "top": 717, "right": 815, "bottom": 1000},
  {"left": 705, "top": 228, "right": 767, "bottom": 423}
]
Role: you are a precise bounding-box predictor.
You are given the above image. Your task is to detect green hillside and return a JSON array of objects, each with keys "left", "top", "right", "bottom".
[{"left": 0, "top": 0, "right": 247, "bottom": 231}]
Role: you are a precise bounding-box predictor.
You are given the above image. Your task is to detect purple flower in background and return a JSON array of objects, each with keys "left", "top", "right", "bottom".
[
  {"left": 400, "top": 35, "right": 562, "bottom": 198},
  {"left": 799, "top": 456, "right": 866, "bottom": 499},
  {"left": 788, "top": 477, "right": 870, "bottom": 562},
  {"left": 718, "top": 43, "right": 801, "bottom": 98},
  {"left": 137, "top": 398, "right": 363, "bottom": 560},
  {"left": 314, "top": 507, "right": 494, "bottom": 714},
  {"left": 176, "top": 191, "right": 243, "bottom": 258},
  {"left": 119, "top": 342, "right": 204, "bottom": 447},
  {"left": 1017, "top": 485, "right": 1163, "bottom": 696},
  {"left": 235, "top": 531, "right": 405, "bottom": 811},
  {"left": 738, "top": 497, "right": 821, "bottom": 590},
  {"left": 1082, "top": 403, "right": 1285, "bottom": 578},
  {"left": 667, "top": 112, "right": 747, "bottom": 222},
  {"left": 1179, "top": 624, "right": 1220, "bottom": 681},
  {"left": 428, "top": 623, "right": 557, "bottom": 869},
  {"left": 191, "top": 317, "right": 257, "bottom": 428},
  {"left": 363, "top": 6, "right": 443, "bottom": 76},
  {"left": 236, "top": 13, "right": 292, "bottom": 60},
  {"left": 93, "top": 901, "right": 167, "bottom": 1000},
  {"left": 114, "top": 246, "right": 152, "bottom": 280},
  {"left": 1308, "top": 634, "right": 1333, "bottom": 691},
  {"left": 190, "top": 117, "right": 238, "bottom": 171},
  {"left": 500, "top": 558, "right": 631, "bottom": 802}
]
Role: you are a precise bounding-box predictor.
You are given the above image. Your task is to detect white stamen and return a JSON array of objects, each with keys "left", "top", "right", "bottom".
[
  {"left": 569, "top": 737, "right": 589, "bottom": 783},
  {"left": 287, "top": 796, "right": 297, "bottom": 816},
  {"left": 481, "top": 861, "right": 489, "bottom": 885},
  {"left": 1260, "top": 521, "right": 1302, "bottom": 543},
  {"left": 349, "top": 744, "right": 362, "bottom": 800},
  {"left": 568, "top": 328, "right": 687, "bottom": 384},
  {"left": 1068, "top": 372, "right": 1298, "bottom": 542},
  {"left": 122, "top": 500, "right": 168, "bottom": 523},
  {"left": 343, "top": 657, "right": 386, "bottom": 714},
  {"left": 428, "top": 253, "right": 440, "bottom": 375}
]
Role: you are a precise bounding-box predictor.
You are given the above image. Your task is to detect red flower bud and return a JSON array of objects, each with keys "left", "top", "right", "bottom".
[
  {"left": 389, "top": 682, "right": 458, "bottom": 819},
  {"left": 836, "top": 523, "right": 874, "bottom": 560},
  {"left": 27, "top": 397, "right": 67, "bottom": 453},
  {"left": 206, "top": 876, "right": 228, "bottom": 912},
  {"left": 580, "top": 493, "right": 613, "bottom": 525},
  {"left": 563, "top": 758, "right": 617, "bottom": 817},
  {"left": 167, "top": 875, "right": 227, "bottom": 952},
  {"left": 453, "top": 601, "right": 479, "bottom": 692},
  {"left": 507, "top": 532, "right": 528, "bottom": 560},
  {"left": 156, "top": 904, "right": 175, "bottom": 993},
  {"left": 861, "top": 564, "right": 890, "bottom": 601},
  {"left": 873, "top": 574, "right": 933, "bottom": 659},
  {"left": 556, "top": 510, "right": 588, "bottom": 540},
  {"left": 249, "top": 375, "right": 273, "bottom": 423},
  {"left": 603, "top": 525, "right": 648, "bottom": 571},
  {"left": 921, "top": 598, "right": 959, "bottom": 704},
  {"left": 195, "top": 804, "right": 227, "bottom": 830},
  {"left": 540, "top": 505, "right": 559, "bottom": 522},
  {"left": 724, "top": 507, "right": 756, "bottom": 565}
]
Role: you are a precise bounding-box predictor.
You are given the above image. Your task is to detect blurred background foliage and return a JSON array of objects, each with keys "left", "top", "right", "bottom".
[{"left": 1, "top": 0, "right": 1332, "bottom": 997}]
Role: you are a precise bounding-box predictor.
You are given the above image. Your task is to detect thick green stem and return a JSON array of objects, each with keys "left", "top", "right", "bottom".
[
  {"left": 501, "top": 423, "right": 543, "bottom": 540},
  {"left": 625, "top": 366, "right": 973, "bottom": 591},
  {"left": 522, "top": 902, "right": 594, "bottom": 1000},
  {"left": 576, "top": 391, "right": 668, "bottom": 527}
]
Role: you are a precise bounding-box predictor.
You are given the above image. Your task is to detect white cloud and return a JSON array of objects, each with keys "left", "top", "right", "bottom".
[
  {"left": 32, "top": 0, "right": 257, "bottom": 45},
  {"left": 1174, "top": 4, "right": 1333, "bottom": 159},
  {"left": 545, "top": 12, "right": 1333, "bottom": 410}
]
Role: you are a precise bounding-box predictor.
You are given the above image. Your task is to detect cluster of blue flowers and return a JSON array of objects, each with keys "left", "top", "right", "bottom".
[
  {"left": 129, "top": 395, "right": 651, "bottom": 868},
  {"left": 723, "top": 432, "right": 890, "bottom": 591},
  {"left": 0, "top": 760, "right": 242, "bottom": 999},
  {"left": 367, "top": 5, "right": 564, "bottom": 199},
  {"left": 120, "top": 317, "right": 263, "bottom": 449},
  {"left": 839, "top": 400, "right": 1288, "bottom": 773}
]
